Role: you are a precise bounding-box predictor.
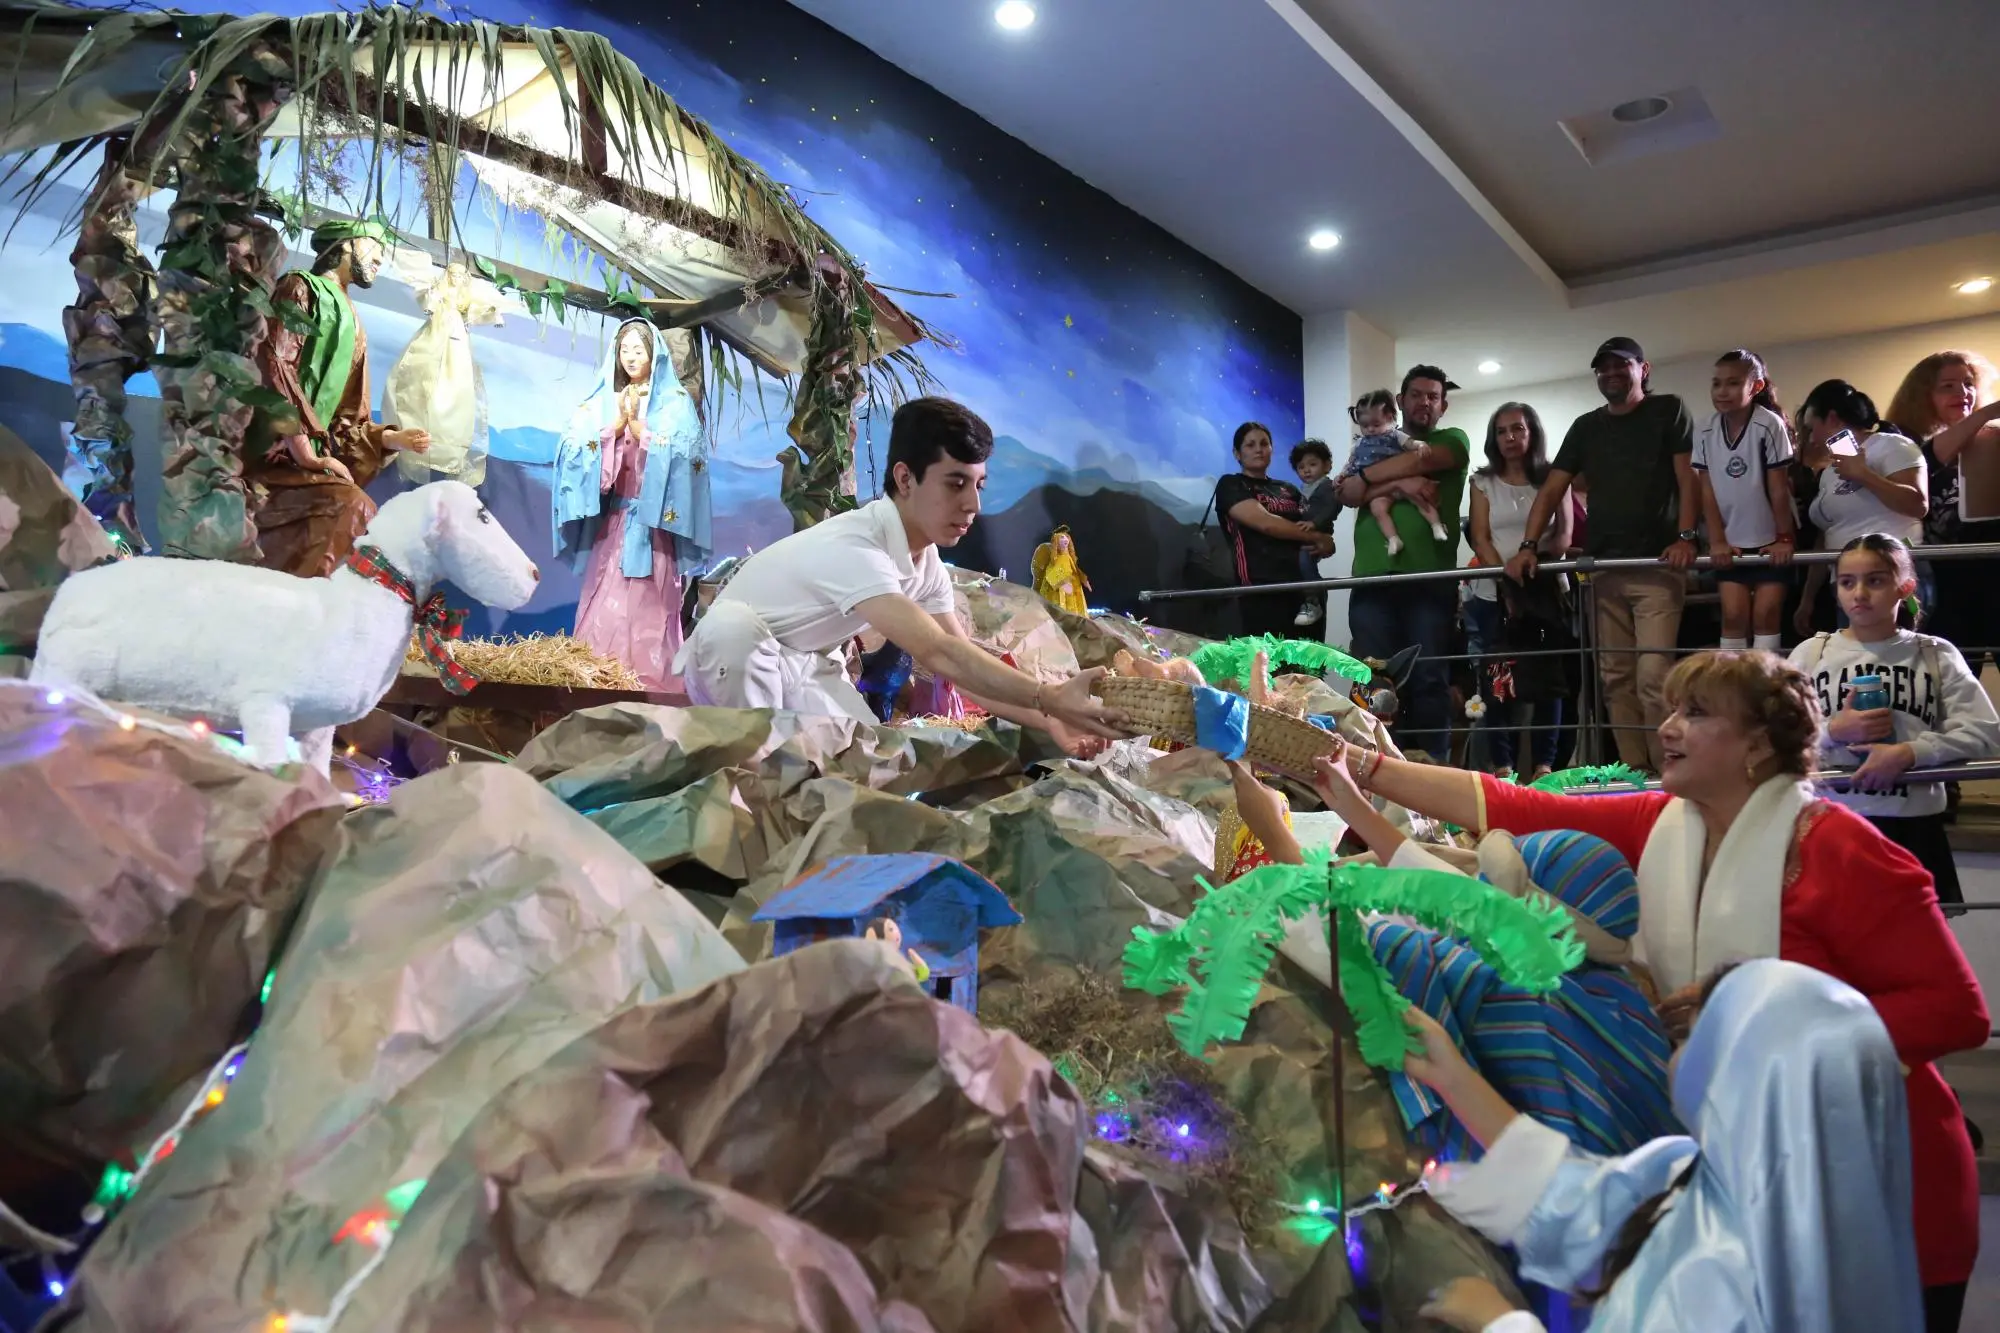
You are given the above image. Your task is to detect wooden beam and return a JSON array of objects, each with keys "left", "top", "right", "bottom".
[
  {"left": 299, "top": 204, "right": 796, "bottom": 353},
  {"left": 327, "top": 73, "right": 798, "bottom": 273}
]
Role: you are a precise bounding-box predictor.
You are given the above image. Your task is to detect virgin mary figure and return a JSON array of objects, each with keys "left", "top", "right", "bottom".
[{"left": 552, "top": 318, "right": 710, "bottom": 689}]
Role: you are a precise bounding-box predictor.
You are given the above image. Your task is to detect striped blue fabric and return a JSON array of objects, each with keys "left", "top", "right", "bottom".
[{"left": 1372, "top": 830, "right": 1676, "bottom": 1161}]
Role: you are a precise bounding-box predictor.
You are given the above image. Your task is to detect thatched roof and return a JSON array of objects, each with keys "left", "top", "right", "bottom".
[{"left": 0, "top": 1, "right": 945, "bottom": 379}]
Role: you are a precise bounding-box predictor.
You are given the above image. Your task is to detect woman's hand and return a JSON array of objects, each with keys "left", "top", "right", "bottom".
[
  {"left": 1417, "top": 1278, "right": 1525, "bottom": 1333},
  {"left": 1313, "top": 739, "right": 1373, "bottom": 814},
  {"left": 1829, "top": 450, "right": 1875, "bottom": 484},
  {"left": 1656, "top": 981, "right": 1704, "bottom": 1043},
  {"left": 1709, "top": 542, "right": 1736, "bottom": 569},
  {"left": 1828, "top": 705, "right": 1895, "bottom": 745},
  {"left": 1046, "top": 718, "right": 1112, "bottom": 759},
  {"left": 1043, "top": 669, "right": 1132, "bottom": 740},
  {"left": 1400, "top": 1005, "right": 1471, "bottom": 1092},
  {"left": 1850, "top": 741, "right": 1918, "bottom": 792},
  {"left": 1768, "top": 535, "right": 1795, "bottom": 566}
]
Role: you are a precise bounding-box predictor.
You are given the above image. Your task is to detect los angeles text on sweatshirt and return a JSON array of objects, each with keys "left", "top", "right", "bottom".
[{"left": 1788, "top": 629, "right": 2000, "bottom": 817}]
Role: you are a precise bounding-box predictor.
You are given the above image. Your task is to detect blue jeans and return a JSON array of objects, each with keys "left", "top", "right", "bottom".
[
  {"left": 1464, "top": 595, "right": 1563, "bottom": 772},
  {"left": 1347, "top": 582, "right": 1457, "bottom": 751}
]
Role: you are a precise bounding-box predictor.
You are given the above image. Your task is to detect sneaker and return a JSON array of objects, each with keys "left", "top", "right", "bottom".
[
  {"left": 1294, "top": 603, "right": 1323, "bottom": 627},
  {"left": 1385, "top": 535, "right": 1404, "bottom": 557},
  {"left": 1429, "top": 521, "right": 1449, "bottom": 541}
]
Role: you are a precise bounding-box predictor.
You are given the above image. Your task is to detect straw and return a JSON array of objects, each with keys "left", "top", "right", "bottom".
[{"left": 401, "top": 633, "right": 644, "bottom": 691}]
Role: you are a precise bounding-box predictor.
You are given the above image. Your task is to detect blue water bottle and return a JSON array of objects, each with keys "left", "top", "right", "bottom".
[{"left": 1847, "top": 673, "right": 1890, "bottom": 713}]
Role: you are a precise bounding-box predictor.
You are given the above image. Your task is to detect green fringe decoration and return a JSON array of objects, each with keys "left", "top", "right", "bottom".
[
  {"left": 1188, "top": 636, "right": 1374, "bottom": 688},
  {"left": 1121, "top": 847, "right": 1584, "bottom": 1070},
  {"left": 1527, "top": 763, "right": 1646, "bottom": 793}
]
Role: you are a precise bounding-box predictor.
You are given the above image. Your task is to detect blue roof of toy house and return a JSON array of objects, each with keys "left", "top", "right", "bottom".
[{"left": 752, "top": 844, "right": 1024, "bottom": 928}]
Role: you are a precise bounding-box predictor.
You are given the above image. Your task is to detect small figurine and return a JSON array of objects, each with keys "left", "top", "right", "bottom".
[
  {"left": 1032, "top": 526, "right": 1091, "bottom": 615},
  {"left": 864, "top": 916, "right": 931, "bottom": 983}
]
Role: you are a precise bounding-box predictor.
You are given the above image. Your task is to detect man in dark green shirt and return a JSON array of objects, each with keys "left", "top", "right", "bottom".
[
  {"left": 1333, "top": 365, "right": 1470, "bottom": 751},
  {"left": 1508, "top": 337, "right": 1698, "bottom": 772}
]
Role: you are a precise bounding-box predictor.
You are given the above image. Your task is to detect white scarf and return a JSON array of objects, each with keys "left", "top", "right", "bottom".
[{"left": 1635, "top": 776, "right": 1813, "bottom": 995}]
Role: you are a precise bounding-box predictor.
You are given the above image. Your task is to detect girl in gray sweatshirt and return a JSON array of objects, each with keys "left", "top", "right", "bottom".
[{"left": 1788, "top": 534, "right": 2000, "bottom": 908}]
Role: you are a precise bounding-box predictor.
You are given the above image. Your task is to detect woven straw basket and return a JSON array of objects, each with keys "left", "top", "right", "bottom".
[{"left": 1095, "top": 675, "right": 1364, "bottom": 783}]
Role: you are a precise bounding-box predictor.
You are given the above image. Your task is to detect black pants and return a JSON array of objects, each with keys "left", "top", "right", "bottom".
[
  {"left": 1867, "top": 811, "right": 1963, "bottom": 906},
  {"left": 1924, "top": 1280, "right": 1965, "bottom": 1333},
  {"left": 1348, "top": 582, "right": 1458, "bottom": 752},
  {"left": 1234, "top": 586, "right": 1303, "bottom": 640}
]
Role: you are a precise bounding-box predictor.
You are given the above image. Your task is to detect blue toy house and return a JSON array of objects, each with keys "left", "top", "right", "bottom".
[{"left": 752, "top": 853, "right": 1023, "bottom": 1013}]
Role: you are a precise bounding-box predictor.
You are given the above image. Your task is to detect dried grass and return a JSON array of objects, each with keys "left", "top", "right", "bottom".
[
  {"left": 402, "top": 633, "right": 643, "bottom": 691},
  {"left": 983, "top": 969, "right": 1282, "bottom": 1241}
]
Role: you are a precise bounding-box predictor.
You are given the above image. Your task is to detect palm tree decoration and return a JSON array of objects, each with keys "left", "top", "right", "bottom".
[
  {"left": 1125, "top": 845, "right": 1580, "bottom": 1236},
  {"left": 1125, "top": 845, "right": 1580, "bottom": 1070}
]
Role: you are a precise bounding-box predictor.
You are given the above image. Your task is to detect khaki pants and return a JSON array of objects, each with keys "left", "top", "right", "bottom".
[{"left": 1591, "top": 568, "right": 1685, "bottom": 772}]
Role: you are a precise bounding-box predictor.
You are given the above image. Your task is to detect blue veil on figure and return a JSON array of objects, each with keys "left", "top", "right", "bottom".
[
  {"left": 1476, "top": 958, "right": 1924, "bottom": 1333},
  {"left": 1369, "top": 830, "right": 1678, "bottom": 1161},
  {"left": 551, "top": 318, "right": 711, "bottom": 574}
]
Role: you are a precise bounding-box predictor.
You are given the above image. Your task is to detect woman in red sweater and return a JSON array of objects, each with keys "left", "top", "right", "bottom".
[{"left": 1326, "top": 649, "right": 1987, "bottom": 1332}]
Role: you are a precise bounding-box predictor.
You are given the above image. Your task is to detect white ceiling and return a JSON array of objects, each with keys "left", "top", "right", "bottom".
[{"left": 786, "top": 0, "right": 2000, "bottom": 391}]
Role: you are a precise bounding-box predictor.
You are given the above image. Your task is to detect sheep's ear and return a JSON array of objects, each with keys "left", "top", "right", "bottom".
[{"left": 424, "top": 486, "right": 452, "bottom": 542}]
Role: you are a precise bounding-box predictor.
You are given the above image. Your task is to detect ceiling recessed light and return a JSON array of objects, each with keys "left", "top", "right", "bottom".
[
  {"left": 1477, "top": 360, "right": 1501, "bottom": 375},
  {"left": 994, "top": 1, "right": 1035, "bottom": 30},
  {"left": 1955, "top": 276, "right": 1994, "bottom": 295},
  {"left": 1308, "top": 230, "right": 1340, "bottom": 251},
  {"left": 1610, "top": 95, "right": 1672, "bottom": 124}
]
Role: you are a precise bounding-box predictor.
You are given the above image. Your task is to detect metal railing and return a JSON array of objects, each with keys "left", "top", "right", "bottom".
[{"left": 1136, "top": 540, "right": 2000, "bottom": 761}]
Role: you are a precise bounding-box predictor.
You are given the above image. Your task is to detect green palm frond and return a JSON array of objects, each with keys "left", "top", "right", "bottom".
[{"left": 0, "top": 1, "right": 947, "bottom": 401}]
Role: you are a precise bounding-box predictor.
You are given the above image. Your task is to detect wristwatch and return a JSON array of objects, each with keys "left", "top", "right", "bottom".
[
  {"left": 1677, "top": 529, "right": 1698, "bottom": 543},
  {"left": 1517, "top": 540, "right": 1538, "bottom": 552}
]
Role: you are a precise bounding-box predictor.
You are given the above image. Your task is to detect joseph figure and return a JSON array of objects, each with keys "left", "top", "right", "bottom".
[{"left": 248, "top": 219, "right": 429, "bottom": 577}]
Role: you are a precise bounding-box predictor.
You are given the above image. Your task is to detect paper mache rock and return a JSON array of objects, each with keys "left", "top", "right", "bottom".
[
  {"left": 52, "top": 762, "right": 742, "bottom": 1331},
  {"left": 0, "top": 685, "right": 344, "bottom": 1179},
  {"left": 514, "top": 702, "right": 1519, "bottom": 1328},
  {"left": 337, "top": 942, "right": 1099, "bottom": 1331},
  {"left": 0, "top": 423, "right": 118, "bottom": 658}
]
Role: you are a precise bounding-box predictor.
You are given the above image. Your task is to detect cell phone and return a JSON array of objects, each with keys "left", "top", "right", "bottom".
[{"left": 1824, "top": 429, "right": 1860, "bottom": 458}]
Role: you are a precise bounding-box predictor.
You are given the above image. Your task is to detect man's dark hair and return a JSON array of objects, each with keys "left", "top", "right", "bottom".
[
  {"left": 886, "top": 396, "right": 994, "bottom": 489},
  {"left": 1399, "top": 364, "right": 1457, "bottom": 399},
  {"left": 1289, "top": 438, "right": 1333, "bottom": 470}
]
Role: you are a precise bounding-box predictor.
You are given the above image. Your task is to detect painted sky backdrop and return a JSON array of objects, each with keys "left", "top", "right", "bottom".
[{"left": 0, "top": 0, "right": 1303, "bottom": 621}]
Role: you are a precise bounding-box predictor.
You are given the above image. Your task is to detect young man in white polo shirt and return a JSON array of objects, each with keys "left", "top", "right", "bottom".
[{"left": 679, "top": 397, "right": 1129, "bottom": 752}]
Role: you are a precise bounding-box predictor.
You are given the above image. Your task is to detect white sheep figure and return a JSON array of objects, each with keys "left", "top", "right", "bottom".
[{"left": 31, "top": 481, "right": 540, "bottom": 773}]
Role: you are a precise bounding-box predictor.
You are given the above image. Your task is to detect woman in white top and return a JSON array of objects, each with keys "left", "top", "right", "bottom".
[
  {"left": 1793, "top": 379, "right": 1929, "bottom": 636},
  {"left": 1467, "top": 402, "right": 1571, "bottom": 779}
]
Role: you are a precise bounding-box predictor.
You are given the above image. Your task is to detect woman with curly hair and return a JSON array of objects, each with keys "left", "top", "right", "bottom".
[{"left": 1319, "top": 649, "right": 1986, "bottom": 1326}]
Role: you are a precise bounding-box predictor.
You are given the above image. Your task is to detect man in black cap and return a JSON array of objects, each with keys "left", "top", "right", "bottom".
[
  {"left": 1333, "top": 363, "right": 1471, "bottom": 750},
  {"left": 1506, "top": 336, "right": 1696, "bottom": 772}
]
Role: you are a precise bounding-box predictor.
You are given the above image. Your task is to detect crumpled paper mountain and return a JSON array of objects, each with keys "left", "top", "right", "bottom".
[
  {"left": 0, "top": 687, "right": 344, "bottom": 1180},
  {"left": 50, "top": 762, "right": 744, "bottom": 1330},
  {"left": 0, "top": 423, "right": 118, "bottom": 656}
]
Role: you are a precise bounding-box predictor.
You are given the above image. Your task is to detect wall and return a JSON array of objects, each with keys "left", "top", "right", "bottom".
[
  {"left": 0, "top": 0, "right": 1301, "bottom": 634},
  {"left": 1446, "top": 313, "right": 2000, "bottom": 470},
  {"left": 1301, "top": 310, "right": 1395, "bottom": 642}
]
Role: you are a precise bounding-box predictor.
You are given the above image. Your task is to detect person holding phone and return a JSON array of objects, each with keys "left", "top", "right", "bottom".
[{"left": 1793, "top": 380, "right": 1929, "bottom": 636}]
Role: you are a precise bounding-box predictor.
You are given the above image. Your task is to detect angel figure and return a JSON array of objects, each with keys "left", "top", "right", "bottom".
[
  {"left": 384, "top": 261, "right": 504, "bottom": 487},
  {"left": 1032, "top": 525, "right": 1092, "bottom": 614}
]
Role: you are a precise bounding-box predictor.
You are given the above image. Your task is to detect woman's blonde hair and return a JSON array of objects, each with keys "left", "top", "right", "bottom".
[
  {"left": 1885, "top": 350, "right": 1999, "bottom": 439},
  {"left": 1663, "top": 651, "right": 1820, "bottom": 777}
]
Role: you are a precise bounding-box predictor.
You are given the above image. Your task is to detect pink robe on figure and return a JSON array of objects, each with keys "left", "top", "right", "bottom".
[{"left": 573, "top": 420, "right": 682, "bottom": 691}]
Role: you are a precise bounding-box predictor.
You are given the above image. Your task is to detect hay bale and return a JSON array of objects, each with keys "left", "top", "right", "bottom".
[{"left": 402, "top": 633, "right": 643, "bottom": 691}]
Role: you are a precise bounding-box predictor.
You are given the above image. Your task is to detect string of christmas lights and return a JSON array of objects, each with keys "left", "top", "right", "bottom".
[{"left": 1282, "top": 1162, "right": 1438, "bottom": 1226}]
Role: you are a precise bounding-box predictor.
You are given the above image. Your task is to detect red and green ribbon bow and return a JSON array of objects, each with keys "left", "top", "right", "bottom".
[{"left": 343, "top": 545, "right": 480, "bottom": 695}]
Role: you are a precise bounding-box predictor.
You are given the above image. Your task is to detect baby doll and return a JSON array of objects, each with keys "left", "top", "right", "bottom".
[{"left": 1340, "top": 389, "right": 1448, "bottom": 557}]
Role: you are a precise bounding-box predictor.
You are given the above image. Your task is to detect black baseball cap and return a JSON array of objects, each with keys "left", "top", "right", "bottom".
[
  {"left": 1591, "top": 336, "right": 1645, "bottom": 369},
  {"left": 1400, "top": 364, "right": 1460, "bottom": 394}
]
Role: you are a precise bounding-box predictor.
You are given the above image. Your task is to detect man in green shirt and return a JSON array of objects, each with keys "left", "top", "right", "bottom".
[
  {"left": 1334, "top": 364, "right": 1470, "bottom": 750},
  {"left": 1507, "top": 336, "right": 1698, "bottom": 772}
]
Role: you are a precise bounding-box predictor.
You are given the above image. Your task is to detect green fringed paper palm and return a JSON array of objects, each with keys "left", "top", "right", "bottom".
[
  {"left": 1528, "top": 763, "right": 1646, "bottom": 793},
  {"left": 1125, "top": 847, "right": 1583, "bottom": 1069},
  {"left": 1189, "top": 636, "right": 1373, "bottom": 688}
]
